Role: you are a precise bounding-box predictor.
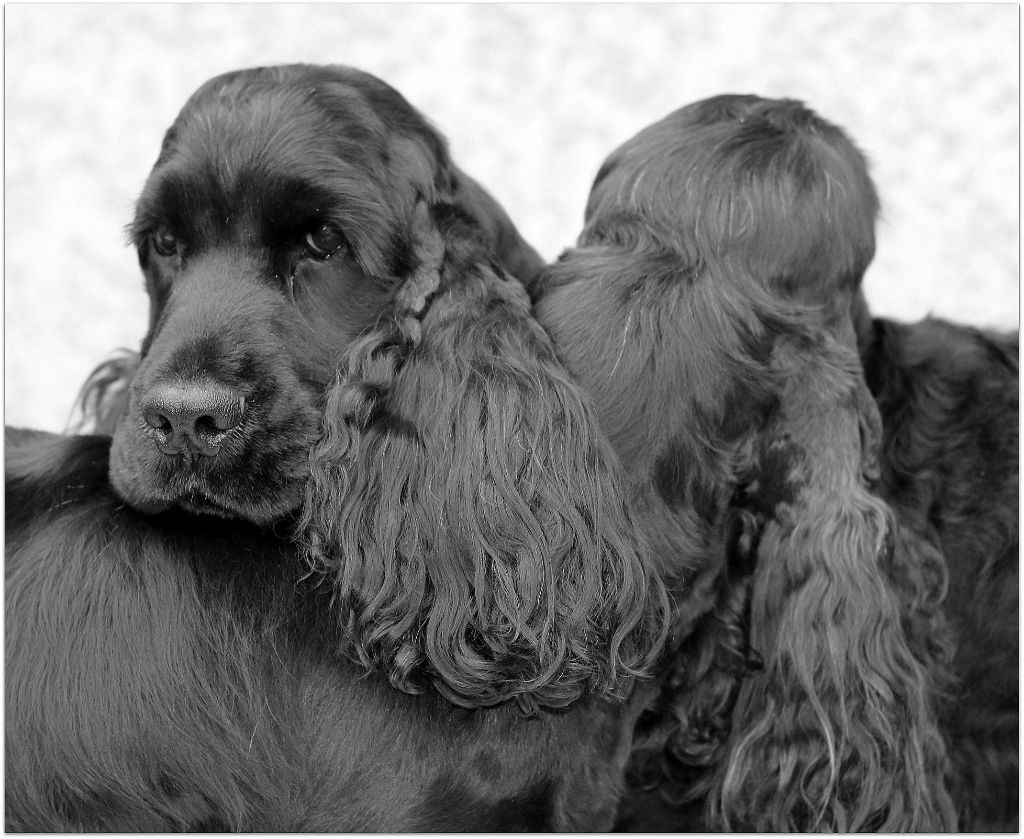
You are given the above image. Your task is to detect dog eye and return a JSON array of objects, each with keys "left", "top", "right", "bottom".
[
  {"left": 304, "top": 224, "right": 347, "bottom": 259},
  {"left": 151, "top": 226, "right": 179, "bottom": 257}
]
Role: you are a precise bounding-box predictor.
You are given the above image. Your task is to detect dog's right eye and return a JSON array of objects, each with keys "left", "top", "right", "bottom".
[
  {"left": 304, "top": 224, "right": 347, "bottom": 259},
  {"left": 151, "top": 227, "right": 179, "bottom": 257}
]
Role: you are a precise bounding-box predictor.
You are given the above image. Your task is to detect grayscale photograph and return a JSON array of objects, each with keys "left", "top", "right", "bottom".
[{"left": 4, "top": 4, "right": 1018, "bottom": 832}]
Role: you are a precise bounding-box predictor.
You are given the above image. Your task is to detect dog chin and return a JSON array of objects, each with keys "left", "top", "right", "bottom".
[
  {"left": 174, "top": 493, "right": 238, "bottom": 520},
  {"left": 107, "top": 485, "right": 233, "bottom": 520},
  {"left": 173, "top": 488, "right": 303, "bottom": 526},
  {"left": 111, "top": 469, "right": 299, "bottom": 525},
  {"left": 108, "top": 433, "right": 297, "bottom": 525}
]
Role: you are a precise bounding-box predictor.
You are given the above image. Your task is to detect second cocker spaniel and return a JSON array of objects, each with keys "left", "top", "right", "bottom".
[{"left": 536, "top": 94, "right": 959, "bottom": 831}]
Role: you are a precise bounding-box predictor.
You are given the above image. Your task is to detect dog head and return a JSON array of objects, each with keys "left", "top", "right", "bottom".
[
  {"left": 536, "top": 95, "right": 953, "bottom": 828},
  {"left": 81, "top": 64, "right": 667, "bottom": 711},
  {"left": 96, "top": 65, "right": 541, "bottom": 522}
]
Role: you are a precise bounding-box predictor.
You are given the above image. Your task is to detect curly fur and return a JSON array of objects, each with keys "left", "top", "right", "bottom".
[
  {"left": 857, "top": 306, "right": 1019, "bottom": 831},
  {"left": 5, "top": 428, "right": 657, "bottom": 831},
  {"left": 536, "top": 94, "right": 957, "bottom": 830}
]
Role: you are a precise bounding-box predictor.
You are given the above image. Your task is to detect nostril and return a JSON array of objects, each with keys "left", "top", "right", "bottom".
[
  {"left": 194, "top": 415, "right": 221, "bottom": 438},
  {"left": 138, "top": 382, "right": 246, "bottom": 456},
  {"left": 143, "top": 408, "right": 173, "bottom": 434},
  {"left": 194, "top": 407, "right": 242, "bottom": 440},
  {"left": 202, "top": 399, "right": 243, "bottom": 433}
]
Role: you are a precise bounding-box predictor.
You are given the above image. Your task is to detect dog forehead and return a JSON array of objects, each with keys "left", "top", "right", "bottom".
[
  {"left": 582, "top": 96, "right": 878, "bottom": 294},
  {"left": 162, "top": 67, "right": 446, "bottom": 181},
  {"left": 168, "top": 86, "right": 367, "bottom": 179}
]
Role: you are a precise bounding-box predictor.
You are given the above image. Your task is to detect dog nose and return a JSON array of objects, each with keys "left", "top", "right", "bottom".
[{"left": 140, "top": 382, "right": 245, "bottom": 457}]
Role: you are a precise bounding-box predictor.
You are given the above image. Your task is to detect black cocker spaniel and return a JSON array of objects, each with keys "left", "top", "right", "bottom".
[
  {"left": 535, "top": 94, "right": 984, "bottom": 831},
  {"left": 5, "top": 65, "right": 670, "bottom": 831}
]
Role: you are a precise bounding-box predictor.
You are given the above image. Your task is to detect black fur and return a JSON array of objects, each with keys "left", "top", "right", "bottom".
[
  {"left": 5, "top": 429, "right": 652, "bottom": 831},
  {"left": 857, "top": 306, "right": 1019, "bottom": 831},
  {"left": 536, "top": 94, "right": 959, "bottom": 831},
  {"left": 7, "top": 64, "right": 671, "bottom": 830}
]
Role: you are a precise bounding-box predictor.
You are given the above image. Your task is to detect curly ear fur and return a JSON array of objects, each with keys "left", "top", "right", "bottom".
[
  {"left": 710, "top": 335, "right": 955, "bottom": 831},
  {"left": 301, "top": 200, "right": 669, "bottom": 711}
]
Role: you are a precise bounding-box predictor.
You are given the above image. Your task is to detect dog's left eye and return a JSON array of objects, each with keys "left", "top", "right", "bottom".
[
  {"left": 151, "top": 226, "right": 179, "bottom": 257},
  {"left": 304, "top": 224, "right": 347, "bottom": 259}
]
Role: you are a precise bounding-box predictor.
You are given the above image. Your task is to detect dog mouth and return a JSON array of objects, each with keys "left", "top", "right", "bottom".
[
  {"left": 174, "top": 491, "right": 237, "bottom": 519},
  {"left": 112, "top": 449, "right": 308, "bottom": 525},
  {"left": 133, "top": 453, "right": 252, "bottom": 519}
]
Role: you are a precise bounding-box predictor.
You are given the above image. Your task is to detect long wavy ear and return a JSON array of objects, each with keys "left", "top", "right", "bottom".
[
  {"left": 711, "top": 331, "right": 955, "bottom": 831},
  {"left": 448, "top": 166, "right": 545, "bottom": 291},
  {"left": 69, "top": 350, "right": 140, "bottom": 434},
  {"left": 300, "top": 201, "right": 669, "bottom": 712}
]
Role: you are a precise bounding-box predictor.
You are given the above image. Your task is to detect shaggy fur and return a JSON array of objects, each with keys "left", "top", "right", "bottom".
[
  {"left": 535, "top": 94, "right": 959, "bottom": 830},
  {"left": 5, "top": 428, "right": 656, "bottom": 831},
  {"left": 856, "top": 304, "right": 1019, "bottom": 831},
  {"left": 6, "top": 64, "right": 670, "bottom": 829}
]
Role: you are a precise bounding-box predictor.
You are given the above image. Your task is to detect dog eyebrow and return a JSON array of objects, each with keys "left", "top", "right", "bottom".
[
  {"left": 130, "top": 167, "right": 348, "bottom": 247},
  {"left": 253, "top": 173, "right": 346, "bottom": 234},
  {"left": 130, "top": 169, "right": 216, "bottom": 242}
]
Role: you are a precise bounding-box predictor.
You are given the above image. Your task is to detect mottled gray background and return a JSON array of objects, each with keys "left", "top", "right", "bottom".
[{"left": 5, "top": 4, "right": 1019, "bottom": 431}]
